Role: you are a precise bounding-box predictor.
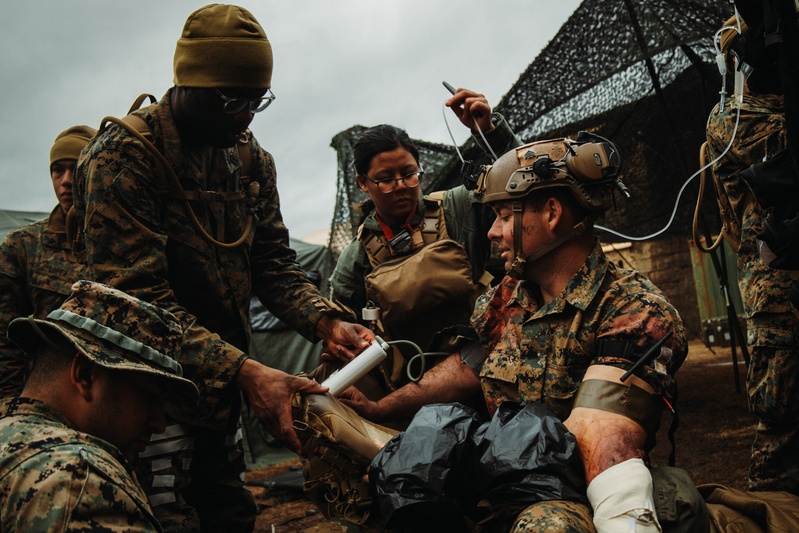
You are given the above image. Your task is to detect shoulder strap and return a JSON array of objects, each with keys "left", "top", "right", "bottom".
[
  {"left": 94, "top": 96, "right": 256, "bottom": 249},
  {"left": 421, "top": 190, "right": 448, "bottom": 243},
  {"left": 693, "top": 142, "right": 741, "bottom": 253},
  {"left": 127, "top": 93, "right": 157, "bottom": 115},
  {"left": 358, "top": 224, "right": 392, "bottom": 268},
  {"left": 237, "top": 136, "right": 253, "bottom": 183}
]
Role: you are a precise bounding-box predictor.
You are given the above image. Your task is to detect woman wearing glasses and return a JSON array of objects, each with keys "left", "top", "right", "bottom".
[{"left": 325, "top": 90, "right": 517, "bottom": 410}]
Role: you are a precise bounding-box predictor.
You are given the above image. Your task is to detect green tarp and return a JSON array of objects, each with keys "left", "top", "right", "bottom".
[{"left": 0, "top": 209, "right": 49, "bottom": 239}]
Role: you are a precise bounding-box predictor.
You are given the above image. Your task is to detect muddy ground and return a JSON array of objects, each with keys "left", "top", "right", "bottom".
[{"left": 245, "top": 340, "right": 757, "bottom": 532}]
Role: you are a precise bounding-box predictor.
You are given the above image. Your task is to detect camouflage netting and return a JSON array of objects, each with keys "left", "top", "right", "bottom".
[{"left": 328, "top": 0, "right": 734, "bottom": 256}]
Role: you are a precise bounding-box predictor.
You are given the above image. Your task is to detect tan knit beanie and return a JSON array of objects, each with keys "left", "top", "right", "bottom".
[
  {"left": 49, "top": 125, "right": 97, "bottom": 167},
  {"left": 173, "top": 4, "right": 273, "bottom": 88}
]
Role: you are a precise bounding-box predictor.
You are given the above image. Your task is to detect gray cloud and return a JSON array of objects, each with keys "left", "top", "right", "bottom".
[{"left": 0, "top": 0, "right": 580, "bottom": 239}]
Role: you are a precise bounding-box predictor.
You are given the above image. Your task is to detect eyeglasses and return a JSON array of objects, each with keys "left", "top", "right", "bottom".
[
  {"left": 214, "top": 88, "right": 276, "bottom": 115},
  {"left": 362, "top": 170, "right": 424, "bottom": 193}
]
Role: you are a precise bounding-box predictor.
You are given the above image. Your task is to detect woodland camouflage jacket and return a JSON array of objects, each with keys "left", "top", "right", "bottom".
[
  {"left": 0, "top": 206, "right": 85, "bottom": 397},
  {"left": 473, "top": 240, "right": 687, "bottom": 420},
  {"left": 0, "top": 397, "right": 161, "bottom": 532},
  {"left": 73, "top": 89, "right": 335, "bottom": 428}
]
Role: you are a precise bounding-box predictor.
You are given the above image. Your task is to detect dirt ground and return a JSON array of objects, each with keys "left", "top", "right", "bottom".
[{"left": 245, "top": 339, "right": 757, "bottom": 532}]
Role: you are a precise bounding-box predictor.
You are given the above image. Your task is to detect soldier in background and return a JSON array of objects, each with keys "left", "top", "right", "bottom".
[
  {"left": 326, "top": 92, "right": 515, "bottom": 408},
  {"left": 72, "top": 5, "right": 373, "bottom": 531},
  {"left": 705, "top": 14, "right": 799, "bottom": 495},
  {"left": 0, "top": 280, "right": 199, "bottom": 532},
  {"left": 0, "top": 125, "right": 96, "bottom": 397}
]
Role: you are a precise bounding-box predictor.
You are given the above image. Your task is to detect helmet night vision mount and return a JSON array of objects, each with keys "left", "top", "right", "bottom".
[{"left": 474, "top": 131, "right": 628, "bottom": 213}]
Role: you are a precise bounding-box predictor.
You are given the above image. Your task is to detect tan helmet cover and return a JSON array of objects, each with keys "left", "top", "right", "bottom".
[{"left": 478, "top": 136, "right": 621, "bottom": 213}]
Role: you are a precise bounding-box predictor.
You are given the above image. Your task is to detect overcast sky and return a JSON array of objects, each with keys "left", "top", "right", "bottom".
[{"left": 0, "top": 1, "right": 581, "bottom": 240}]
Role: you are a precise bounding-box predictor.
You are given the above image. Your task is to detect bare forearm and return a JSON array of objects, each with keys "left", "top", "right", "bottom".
[
  {"left": 372, "top": 353, "right": 481, "bottom": 422},
  {"left": 565, "top": 407, "right": 647, "bottom": 484},
  {"left": 565, "top": 366, "right": 651, "bottom": 484}
]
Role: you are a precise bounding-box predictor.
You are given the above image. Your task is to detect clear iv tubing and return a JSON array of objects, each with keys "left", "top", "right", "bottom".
[
  {"left": 596, "top": 105, "right": 740, "bottom": 241},
  {"left": 388, "top": 339, "right": 449, "bottom": 383},
  {"left": 438, "top": 72, "right": 742, "bottom": 242},
  {"left": 442, "top": 103, "right": 499, "bottom": 162}
]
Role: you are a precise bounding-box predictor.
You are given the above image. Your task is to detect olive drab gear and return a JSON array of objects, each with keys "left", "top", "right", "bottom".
[
  {"left": 473, "top": 132, "right": 626, "bottom": 278},
  {"left": 357, "top": 191, "right": 486, "bottom": 387},
  {"left": 67, "top": 94, "right": 257, "bottom": 255}
]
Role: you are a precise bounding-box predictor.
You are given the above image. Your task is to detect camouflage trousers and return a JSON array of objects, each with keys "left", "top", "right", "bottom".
[
  {"left": 746, "top": 313, "right": 799, "bottom": 495},
  {"left": 511, "top": 467, "right": 709, "bottom": 533},
  {"left": 136, "top": 411, "right": 257, "bottom": 532}
]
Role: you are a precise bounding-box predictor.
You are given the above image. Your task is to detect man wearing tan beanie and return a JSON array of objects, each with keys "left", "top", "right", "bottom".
[
  {"left": 72, "top": 5, "right": 375, "bottom": 532},
  {"left": 0, "top": 124, "right": 96, "bottom": 399}
]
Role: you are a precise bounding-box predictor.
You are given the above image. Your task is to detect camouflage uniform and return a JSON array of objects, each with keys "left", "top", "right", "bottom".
[
  {"left": 73, "top": 90, "right": 342, "bottom": 531},
  {"left": 0, "top": 206, "right": 85, "bottom": 397},
  {"left": 705, "top": 94, "right": 799, "bottom": 494},
  {"left": 472, "top": 241, "right": 692, "bottom": 531},
  {"left": 0, "top": 396, "right": 162, "bottom": 532}
]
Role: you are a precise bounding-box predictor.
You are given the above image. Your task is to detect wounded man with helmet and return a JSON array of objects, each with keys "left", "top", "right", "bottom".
[{"left": 333, "top": 133, "right": 710, "bottom": 532}]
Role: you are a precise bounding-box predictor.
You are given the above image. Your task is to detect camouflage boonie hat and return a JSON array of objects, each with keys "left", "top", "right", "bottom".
[{"left": 8, "top": 280, "right": 198, "bottom": 405}]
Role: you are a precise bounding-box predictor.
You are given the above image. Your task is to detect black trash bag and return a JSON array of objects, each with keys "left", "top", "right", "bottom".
[
  {"left": 369, "top": 402, "right": 483, "bottom": 530},
  {"left": 370, "top": 401, "right": 587, "bottom": 531},
  {"left": 469, "top": 402, "right": 588, "bottom": 530}
]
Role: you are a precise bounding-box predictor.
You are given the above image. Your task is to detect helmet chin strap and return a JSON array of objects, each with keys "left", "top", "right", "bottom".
[{"left": 507, "top": 201, "right": 596, "bottom": 279}]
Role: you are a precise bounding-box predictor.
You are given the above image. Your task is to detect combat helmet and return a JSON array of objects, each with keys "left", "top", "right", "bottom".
[{"left": 474, "top": 131, "right": 627, "bottom": 277}]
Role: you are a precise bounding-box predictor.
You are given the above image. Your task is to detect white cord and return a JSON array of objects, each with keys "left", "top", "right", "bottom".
[
  {"left": 596, "top": 103, "right": 742, "bottom": 241},
  {"left": 473, "top": 116, "right": 499, "bottom": 161},
  {"left": 441, "top": 103, "right": 499, "bottom": 162}
]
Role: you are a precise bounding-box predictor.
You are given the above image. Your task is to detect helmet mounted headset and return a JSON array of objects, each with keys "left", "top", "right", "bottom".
[{"left": 473, "top": 131, "right": 627, "bottom": 278}]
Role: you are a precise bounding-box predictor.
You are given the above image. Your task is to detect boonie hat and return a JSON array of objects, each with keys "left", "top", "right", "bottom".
[{"left": 8, "top": 280, "right": 198, "bottom": 406}]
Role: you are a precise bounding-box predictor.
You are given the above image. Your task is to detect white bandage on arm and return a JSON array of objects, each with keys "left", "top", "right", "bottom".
[{"left": 586, "top": 458, "right": 662, "bottom": 533}]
